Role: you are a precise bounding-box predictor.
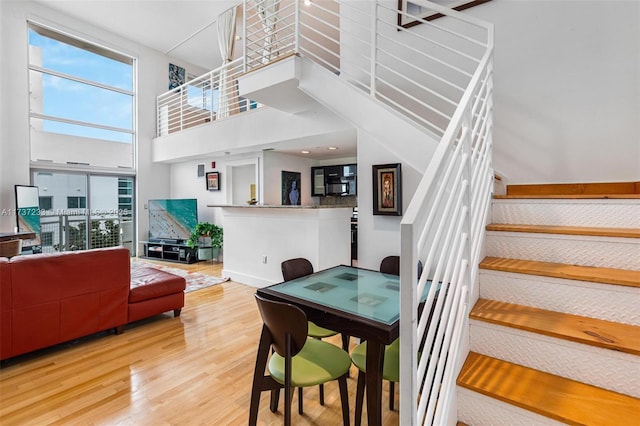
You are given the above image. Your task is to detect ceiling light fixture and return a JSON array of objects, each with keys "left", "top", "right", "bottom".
[
  {"left": 304, "top": 0, "right": 312, "bottom": 6},
  {"left": 328, "top": 146, "right": 338, "bottom": 150},
  {"left": 301, "top": 150, "right": 310, "bottom": 154}
]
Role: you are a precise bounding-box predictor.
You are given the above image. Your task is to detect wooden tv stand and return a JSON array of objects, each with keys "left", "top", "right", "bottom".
[{"left": 142, "top": 241, "right": 197, "bottom": 264}]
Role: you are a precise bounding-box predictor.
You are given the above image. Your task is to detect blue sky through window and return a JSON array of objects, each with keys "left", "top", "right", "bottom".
[{"left": 29, "top": 28, "right": 134, "bottom": 143}]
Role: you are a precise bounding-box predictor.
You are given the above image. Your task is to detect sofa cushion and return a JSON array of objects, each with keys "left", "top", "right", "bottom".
[{"left": 129, "top": 267, "right": 186, "bottom": 303}]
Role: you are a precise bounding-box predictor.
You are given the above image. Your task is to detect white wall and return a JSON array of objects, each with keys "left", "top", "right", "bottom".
[
  {"left": 356, "top": 128, "right": 425, "bottom": 271},
  {"left": 263, "top": 151, "right": 317, "bottom": 206},
  {"left": 470, "top": 0, "right": 640, "bottom": 184}
]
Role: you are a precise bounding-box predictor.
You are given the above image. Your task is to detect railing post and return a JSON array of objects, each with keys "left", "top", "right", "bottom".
[
  {"left": 243, "top": 0, "right": 248, "bottom": 73},
  {"left": 210, "top": 73, "right": 215, "bottom": 122},
  {"left": 294, "top": 0, "right": 300, "bottom": 53},
  {"left": 370, "top": 0, "right": 377, "bottom": 96},
  {"left": 461, "top": 106, "right": 474, "bottom": 305}
]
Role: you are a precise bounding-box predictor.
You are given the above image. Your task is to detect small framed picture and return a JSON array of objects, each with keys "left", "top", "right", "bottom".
[
  {"left": 372, "top": 163, "right": 402, "bottom": 216},
  {"left": 206, "top": 172, "right": 220, "bottom": 191}
]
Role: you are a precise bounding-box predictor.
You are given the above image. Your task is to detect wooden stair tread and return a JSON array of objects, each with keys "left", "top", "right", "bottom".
[
  {"left": 494, "top": 194, "right": 640, "bottom": 199},
  {"left": 486, "top": 223, "right": 640, "bottom": 238},
  {"left": 458, "top": 352, "right": 640, "bottom": 425},
  {"left": 471, "top": 298, "right": 640, "bottom": 355},
  {"left": 480, "top": 256, "right": 640, "bottom": 288},
  {"left": 504, "top": 181, "right": 640, "bottom": 197}
]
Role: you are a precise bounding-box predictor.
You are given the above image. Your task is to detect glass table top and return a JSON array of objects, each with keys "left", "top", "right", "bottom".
[{"left": 265, "top": 265, "right": 433, "bottom": 326}]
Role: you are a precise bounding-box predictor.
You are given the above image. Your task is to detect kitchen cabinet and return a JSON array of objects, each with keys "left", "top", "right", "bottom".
[{"left": 311, "top": 164, "right": 357, "bottom": 197}]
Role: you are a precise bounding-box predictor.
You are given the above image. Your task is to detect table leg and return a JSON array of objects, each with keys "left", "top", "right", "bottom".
[{"left": 365, "top": 339, "right": 385, "bottom": 426}]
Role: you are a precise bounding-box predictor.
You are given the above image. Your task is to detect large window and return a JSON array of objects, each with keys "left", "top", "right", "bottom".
[
  {"left": 28, "top": 22, "right": 136, "bottom": 169},
  {"left": 33, "top": 172, "right": 135, "bottom": 255}
]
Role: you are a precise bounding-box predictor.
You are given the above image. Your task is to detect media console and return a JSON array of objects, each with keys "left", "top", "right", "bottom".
[{"left": 142, "top": 241, "right": 197, "bottom": 264}]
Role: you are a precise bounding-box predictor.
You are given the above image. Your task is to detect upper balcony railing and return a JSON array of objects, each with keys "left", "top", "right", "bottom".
[{"left": 156, "top": 58, "right": 262, "bottom": 137}]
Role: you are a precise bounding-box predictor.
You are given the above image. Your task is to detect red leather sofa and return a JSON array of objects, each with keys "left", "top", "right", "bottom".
[{"left": 1, "top": 246, "right": 185, "bottom": 361}]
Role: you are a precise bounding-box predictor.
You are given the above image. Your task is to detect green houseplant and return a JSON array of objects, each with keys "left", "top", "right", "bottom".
[{"left": 187, "top": 222, "right": 223, "bottom": 261}]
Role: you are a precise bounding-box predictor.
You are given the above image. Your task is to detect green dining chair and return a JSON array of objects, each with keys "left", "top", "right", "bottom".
[
  {"left": 249, "top": 294, "right": 351, "bottom": 426},
  {"left": 281, "top": 258, "right": 350, "bottom": 411},
  {"left": 351, "top": 338, "right": 400, "bottom": 424}
]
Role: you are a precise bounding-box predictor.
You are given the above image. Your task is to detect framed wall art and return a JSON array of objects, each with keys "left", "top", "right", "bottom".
[
  {"left": 372, "top": 163, "right": 402, "bottom": 216},
  {"left": 397, "top": 0, "right": 492, "bottom": 28},
  {"left": 206, "top": 172, "right": 220, "bottom": 191},
  {"left": 281, "top": 171, "right": 301, "bottom": 205},
  {"left": 168, "top": 63, "right": 185, "bottom": 90}
]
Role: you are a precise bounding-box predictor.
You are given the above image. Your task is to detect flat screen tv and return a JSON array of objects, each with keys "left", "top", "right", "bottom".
[{"left": 148, "top": 199, "right": 198, "bottom": 242}]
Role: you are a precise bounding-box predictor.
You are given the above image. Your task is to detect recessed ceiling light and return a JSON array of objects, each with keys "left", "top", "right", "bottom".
[
  {"left": 328, "top": 146, "right": 338, "bottom": 150},
  {"left": 301, "top": 150, "right": 310, "bottom": 154}
]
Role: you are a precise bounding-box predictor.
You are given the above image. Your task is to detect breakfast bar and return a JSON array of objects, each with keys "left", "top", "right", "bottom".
[{"left": 208, "top": 204, "right": 352, "bottom": 287}]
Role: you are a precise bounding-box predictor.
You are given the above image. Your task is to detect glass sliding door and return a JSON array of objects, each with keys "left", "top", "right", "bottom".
[{"left": 33, "top": 171, "right": 135, "bottom": 255}]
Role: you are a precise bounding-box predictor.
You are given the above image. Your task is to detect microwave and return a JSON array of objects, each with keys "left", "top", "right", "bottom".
[{"left": 326, "top": 182, "right": 349, "bottom": 195}]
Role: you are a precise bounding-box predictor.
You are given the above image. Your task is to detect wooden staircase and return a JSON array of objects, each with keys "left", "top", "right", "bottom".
[{"left": 457, "top": 183, "right": 640, "bottom": 425}]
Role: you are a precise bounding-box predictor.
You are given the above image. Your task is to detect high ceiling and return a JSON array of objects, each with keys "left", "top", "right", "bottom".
[{"left": 35, "top": 0, "right": 238, "bottom": 71}]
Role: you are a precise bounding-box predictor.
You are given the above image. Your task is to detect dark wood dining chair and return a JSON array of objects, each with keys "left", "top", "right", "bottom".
[
  {"left": 249, "top": 294, "right": 351, "bottom": 426},
  {"left": 379, "top": 255, "right": 400, "bottom": 275},
  {"left": 280, "top": 257, "right": 350, "bottom": 411}
]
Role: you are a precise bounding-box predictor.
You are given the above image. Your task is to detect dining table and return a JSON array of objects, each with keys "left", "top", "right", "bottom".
[{"left": 256, "top": 264, "right": 433, "bottom": 426}]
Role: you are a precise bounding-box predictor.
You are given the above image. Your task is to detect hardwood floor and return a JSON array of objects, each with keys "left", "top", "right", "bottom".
[{"left": 0, "top": 260, "right": 399, "bottom": 425}]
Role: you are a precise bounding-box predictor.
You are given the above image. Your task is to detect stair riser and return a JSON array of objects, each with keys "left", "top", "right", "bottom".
[
  {"left": 479, "top": 270, "right": 640, "bottom": 325},
  {"left": 457, "top": 387, "right": 564, "bottom": 426},
  {"left": 486, "top": 232, "right": 640, "bottom": 270},
  {"left": 470, "top": 321, "right": 640, "bottom": 397},
  {"left": 491, "top": 199, "right": 640, "bottom": 228}
]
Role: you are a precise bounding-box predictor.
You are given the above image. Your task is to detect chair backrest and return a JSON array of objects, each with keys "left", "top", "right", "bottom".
[
  {"left": 281, "top": 257, "right": 313, "bottom": 282},
  {"left": 0, "top": 240, "right": 21, "bottom": 258},
  {"left": 379, "top": 255, "right": 400, "bottom": 275},
  {"left": 254, "top": 294, "right": 308, "bottom": 357},
  {"left": 380, "top": 255, "right": 424, "bottom": 279}
]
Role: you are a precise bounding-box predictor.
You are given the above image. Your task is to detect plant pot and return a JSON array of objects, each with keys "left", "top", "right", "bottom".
[{"left": 197, "top": 247, "right": 213, "bottom": 261}]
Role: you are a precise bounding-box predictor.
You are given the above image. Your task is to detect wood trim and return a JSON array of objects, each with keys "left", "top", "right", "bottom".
[
  {"left": 479, "top": 256, "right": 640, "bottom": 288},
  {"left": 486, "top": 224, "right": 640, "bottom": 239},
  {"left": 494, "top": 194, "right": 640, "bottom": 199},
  {"left": 470, "top": 298, "right": 640, "bottom": 355},
  {"left": 505, "top": 181, "right": 640, "bottom": 197},
  {"left": 458, "top": 352, "right": 640, "bottom": 425}
]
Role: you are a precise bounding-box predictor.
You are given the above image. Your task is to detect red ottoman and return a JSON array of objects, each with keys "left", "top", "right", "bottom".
[{"left": 128, "top": 267, "right": 186, "bottom": 324}]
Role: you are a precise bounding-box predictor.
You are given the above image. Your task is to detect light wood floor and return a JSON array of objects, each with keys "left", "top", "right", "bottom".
[{"left": 0, "top": 260, "right": 399, "bottom": 425}]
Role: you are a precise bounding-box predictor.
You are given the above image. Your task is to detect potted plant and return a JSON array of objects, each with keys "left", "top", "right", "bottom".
[{"left": 187, "top": 222, "right": 223, "bottom": 260}]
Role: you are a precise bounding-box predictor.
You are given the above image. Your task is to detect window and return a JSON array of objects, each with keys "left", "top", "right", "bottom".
[
  {"left": 39, "top": 196, "right": 53, "bottom": 210},
  {"left": 28, "top": 22, "right": 136, "bottom": 169},
  {"left": 117, "top": 177, "right": 134, "bottom": 219},
  {"left": 67, "top": 196, "right": 86, "bottom": 209},
  {"left": 41, "top": 232, "right": 54, "bottom": 247}
]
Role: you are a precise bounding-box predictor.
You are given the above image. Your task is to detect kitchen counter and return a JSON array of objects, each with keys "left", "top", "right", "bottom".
[{"left": 214, "top": 205, "right": 352, "bottom": 287}]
